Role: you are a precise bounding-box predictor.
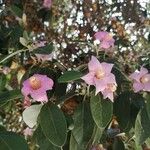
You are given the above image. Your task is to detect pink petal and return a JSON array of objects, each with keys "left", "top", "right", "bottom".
[
  {"left": 23, "top": 96, "right": 31, "bottom": 109},
  {"left": 94, "top": 31, "right": 107, "bottom": 41},
  {"left": 133, "top": 82, "right": 144, "bottom": 93},
  {"left": 81, "top": 72, "right": 95, "bottom": 85},
  {"left": 129, "top": 72, "right": 139, "bottom": 81},
  {"left": 94, "top": 78, "right": 107, "bottom": 95},
  {"left": 104, "top": 73, "right": 116, "bottom": 84},
  {"left": 43, "top": 0, "right": 52, "bottom": 8},
  {"left": 21, "top": 80, "right": 31, "bottom": 97},
  {"left": 35, "top": 54, "right": 53, "bottom": 62},
  {"left": 102, "top": 90, "right": 114, "bottom": 102},
  {"left": 88, "top": 56, "right": 101, "bottom": 72},
  {"left": 130, "top": 67, "right": 148, "bottom": 82},
  {"left": 144, "top": 82, "right": 150, "bottom": 92},
  {"left": 140, "top": 67, "right": 148, "bottom": 75},
  {"left": 101, "top": 63, "right": 114, "bottom": 75},
  {"left": 23, "top": 127, "right": 33, "bottom": 136},
  {"left": 36, "top": 74, "right": 54, "bottom": 90},
  {"left": 100, "top": 41, "right": 111, "bottom": 49},
  {"left": 30, "top": 91, "right": 48, "bottom": 102}
]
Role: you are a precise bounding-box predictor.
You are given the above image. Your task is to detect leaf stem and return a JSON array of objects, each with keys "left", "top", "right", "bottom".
[{"left": 0, "top": 49, "right": 28, "bottom": 64}]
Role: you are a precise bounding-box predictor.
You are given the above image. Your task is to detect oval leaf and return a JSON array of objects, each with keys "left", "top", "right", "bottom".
[
  {"left": 72, "top": 101, "right": 94, "bottom": 149},
  {"left": 39, "top": 103, "right": 67, "bottom": 147},
  {"left": 145, "top": 93, "right": 150, "bottom": 120},
  {"left": 0, "top": 90, "right": 22, "bottom": 106},
  {"left": 69, "top": 134, "right": 80, "bottom": 150},
  {"left": 58, "top": 71, "right": 82, "bottom": 83},
  {"left": 135, "top": 107, "right": 150, "bottom": 145},
  {"left": 90, "top": 94, "right": 113, "bottom": 128},
  {"left": 23, "top": 104, "right": 42, "bottom": 128},
  {"left": 113, "top": 92, "right": 131, "bottom": 130},
  {"left": 0, "top": 131, "right": 29, "bottom": 150},
  {"left": 34, "top": 126, "right": 61, "bottom": 150},
  {"left": 112, "top": 138, "right": 125, "bottom": 150}
]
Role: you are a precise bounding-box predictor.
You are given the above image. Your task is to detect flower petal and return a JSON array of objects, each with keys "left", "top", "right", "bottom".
[
  {"left": 140, "top": 67, "right": 148, "bottom": 75},
  {"left": 101, "top": 63, "right": 114, "bottom": 75},
  {"left": 102, "top": 90, "right": 114, "bottom": 102},
  {"left": 88, "top": 56, "right": 101, "bottom": 72},
  {"left": 104, "top": 73, "right": 116, "bottom": 84},
  {"left": 94, "top": 31, "right": 107, "bottom": 41},
  {"left": 100, "top": 41, "right": 110, "bottom": 49},
  {"left": 21, "top": 80, "right": 31, "bottom": 96},
  {"left": 94, "top": 78, "right": 107, "bottom": 95},
  {"left": 144, "top": 82, "right": 150, "bottom": 92},
  {"left": 37, "top": 74, "right": 54, "bottom": 90},
  {"left": 30, "top": 91, "right": 48, "bottom": 102},
  {"left": 43, "top": 0, "right": 52, "bottom": 8},
  {"left": 81, "top": 72, "right": 95, "bottom": 85},
  {"left": 129, "top": 71, "right": 139, "bottom": 81},
  {"left": 133, "top": 82, "right": 144, "bottom": 92},
  {"left": 130, "top": 67, "right": 148, "bottom": 82}
]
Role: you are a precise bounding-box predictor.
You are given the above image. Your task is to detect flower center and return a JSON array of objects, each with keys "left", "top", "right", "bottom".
[
  {"left": 29, "top": 76, "right": 41, "bottom": 90},
  {"left": 140, "top": 74, "right": 150, "bottom": 84},
  {"left": 105, "top": 34, "right": 112, "bottom": 41},
  {"left": 95, "top": 68, "right": 105, "bottom": 79},
  {"left": 107, "top": 83, "right": 117, "bottom": 92}
]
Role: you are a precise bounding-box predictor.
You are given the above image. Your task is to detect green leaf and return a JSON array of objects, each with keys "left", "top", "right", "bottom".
[
  {"left": 39, "top": 103, "right": 67, "bottom": 147},
  {"left": 130, "top": 93, "right": 145, "bottom": 127},
  {"left": 91, "top": 125, "right": 103, "bottom": 145},
  {"left": 34, "top": 126, "right": 61, "bottom": 150},
  {"left": 0, "top": 90, "right": 22, "bottom": 106},
  {"left": 69, "top": 134, "right": 80, "bottom": 150},
  {"left": 0, "top": 126, "right": 6, "bottom": 132},
  {"left": 0, "top": 131, "right": 29, "bottom": 150},
  {"left": 113, "top": 92, "right": 131, "bottom": 130},
  {"left": 90, "top": 94, "right": 113, "bottom": 128},
  {"left": 0, "top": 74, "right": 6, "bottom": 91},
  {"left": 58, "top": 71, "right": 83, "bottom": 83},
  {"left": 145, "top": 93, "right": 150, "bottom": 120},
  {"left": 112, "top": 138, "right": 125, "bottom": 150},
  {"left": 10, "top": 5, "right": 23, "bottom": 18},
  {"left": 72, "top": 101, "right": 94, "bottom": 149},
  {"left": 135, "top": 107, "right": 150, "bottom": 145},
  {"left": 33, "top": 43, "right": 53, "bottom": 54}
]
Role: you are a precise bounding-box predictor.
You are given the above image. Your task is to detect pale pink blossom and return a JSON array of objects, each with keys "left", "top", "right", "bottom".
[
  {"left": 23, "top": 96, "right": 31, "bottom": 109},
  {"left": 43, "top": 0, "right": 52, "bottom": 9},
  {"left": 33, "top": 41, "right": 46, "bottom": 48},
  {"left": 94, "top": 31, "right": 115, "bottom": 49},
  {"left": 81, "top": 56, "right": 117, "bottom": 101},
  {"left": 130, "top": 67, "right": 150, "bottom": 92},
  {"left": 35, "top": 53, "right": 53, "bottom": 62},
  {"left": 21, "top": 74, "right": 54, "bottom": 103},
  {"left": 2, "top": 67, "right": 11, "bottom": 75},
  {"left": 23, "top": 127, "right": 33, "bottom": 136},
  {"left": 101, "top": 83, "right": 117, "bottom": 102}
]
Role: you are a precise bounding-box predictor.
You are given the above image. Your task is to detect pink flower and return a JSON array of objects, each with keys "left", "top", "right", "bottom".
[
  {"left": 23, "top": 96, "right": 31, "bottom": 109},
  {"left": 43, "top": 0, "right": 52, "bottom": 9},
  {"left": 33, "top": 41, "right": 46, "bottom": 48},
  {"left": 23, "top": 127, "right": 33, "bottom": 136},
  {"left": 21, "top": 74, "right": 54, "bottom": 103},
  {"left": 130, "top": 67, "right": 150, "bottom": 92},
  {"left": 94, "top": 31, "right": 115, "bottom": 49},
  {"left": 2, "top": 67, "right": 11, "bottom": 75},
  {"left": 81, "top": 56, "right": 117, "bottom": 101},
  {"left": 101, "top": 83, "right": 117, "bottom": 102},
  {"left": 35, "top": 53, "right": 53, "bottom": 62}
]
